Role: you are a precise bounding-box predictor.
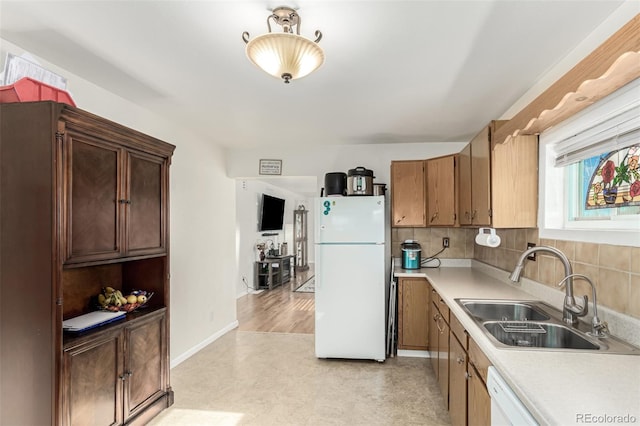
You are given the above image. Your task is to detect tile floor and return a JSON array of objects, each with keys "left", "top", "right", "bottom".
[{"left": 149, "top": 331, "right": 451, "bottom": 425}]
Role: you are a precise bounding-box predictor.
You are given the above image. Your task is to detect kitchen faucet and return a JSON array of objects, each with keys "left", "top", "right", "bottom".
[
  {"left": 558, "top": 273, "right": 608, "bottom": 337},
  {"left": 509, "top": 246, "right": 587, "bottom": 325}
]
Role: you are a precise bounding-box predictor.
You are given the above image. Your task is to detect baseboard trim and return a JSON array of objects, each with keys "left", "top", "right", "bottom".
[
  {"left": 170, "top": 320, "right": 239, "bottom": 369},
  {"left": 397, "top": 349, "right": 430, "bottom": 358}
]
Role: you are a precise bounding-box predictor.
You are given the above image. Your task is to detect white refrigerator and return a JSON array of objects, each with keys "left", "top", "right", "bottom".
[{"left": 314, "top": 196, "right": 386, "bottom": 362}]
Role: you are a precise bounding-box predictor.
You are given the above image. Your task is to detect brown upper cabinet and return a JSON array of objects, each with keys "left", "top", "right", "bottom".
[
  {"left": 426, "top": 155, "right": 458, "bottom": 226},
  {"left": 391, "top": 160, "right": 427, "bottom": 227},
  {"left": 459, "top": 121, "right": 538, "bottom": 228},
  {"left": 62, "top": 113, "right": 171, "bottom": 265},
  {"left": 391, "top": 156, "right": 458, "bottom": 228}
]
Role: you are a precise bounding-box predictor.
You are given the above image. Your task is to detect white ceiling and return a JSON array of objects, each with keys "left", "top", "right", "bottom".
[{"left": 0, "top": 0, "right": 625, "bottom": 152}]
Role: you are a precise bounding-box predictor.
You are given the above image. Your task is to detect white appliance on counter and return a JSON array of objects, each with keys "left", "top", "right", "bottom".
[{"left": 314, "top": 196, "right": 386, "bottom": 362}]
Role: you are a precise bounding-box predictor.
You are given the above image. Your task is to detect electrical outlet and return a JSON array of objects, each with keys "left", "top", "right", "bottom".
[
  {"left": 443, "top": 237, "right": 450, "bottom": 248},
  {"left": 526, "top": 242, "right": 536, "bottom": 261}
]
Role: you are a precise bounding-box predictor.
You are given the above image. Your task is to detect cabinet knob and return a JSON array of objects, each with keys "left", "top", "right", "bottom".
[
  {"left": 430, "top": 212, "right": 438, "bottom": 223},
  {"left": 457, "top": 356, "right": 465, "bottom": 364},
  {"left": 119, "top": 374, "right": 127, "bottom": 381},
  {"left": 465, "top": 371, "right": 471, "bottom": 380}
]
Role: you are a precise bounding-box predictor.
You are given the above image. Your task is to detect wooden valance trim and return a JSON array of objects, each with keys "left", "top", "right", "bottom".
[{"left": 493, "top": 13, "right": 640, "bottom": 145}]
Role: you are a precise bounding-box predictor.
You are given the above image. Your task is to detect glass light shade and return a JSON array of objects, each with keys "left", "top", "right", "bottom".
[{"left": 246, "top": 33, "right": 325, "bottom": 81}]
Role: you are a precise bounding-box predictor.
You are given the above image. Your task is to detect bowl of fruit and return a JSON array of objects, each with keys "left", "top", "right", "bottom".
[{"left": 97, "top": 287, "right": 153, "bottom": 313}]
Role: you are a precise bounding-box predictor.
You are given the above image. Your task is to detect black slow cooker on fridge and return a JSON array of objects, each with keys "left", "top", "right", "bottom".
[
  {"left": 324, "top": 172, "right": 347, "bottom": 196},
  {"left": 401, "top": 240, "right": 421, "bottom": 269}
]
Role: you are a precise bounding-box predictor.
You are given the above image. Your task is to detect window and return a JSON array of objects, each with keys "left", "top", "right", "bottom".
[{"left": 539, "top": 78, "right": 640, "bottom": 247}]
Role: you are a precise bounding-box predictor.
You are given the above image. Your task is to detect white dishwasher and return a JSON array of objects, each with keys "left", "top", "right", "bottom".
[{"left": 487, "top": 367, "right": 538, "bottom": 426}]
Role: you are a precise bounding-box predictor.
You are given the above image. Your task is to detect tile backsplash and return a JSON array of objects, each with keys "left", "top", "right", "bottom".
[{"left": 391, "top": 227, "right": 640, "bottom": 319}]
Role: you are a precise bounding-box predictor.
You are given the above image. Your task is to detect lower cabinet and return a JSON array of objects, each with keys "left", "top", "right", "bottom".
[
  {"left": 63, "top": 309, "right": 169, "bottom": 426},
  {"left": 449, "top": 335, "right": 468, "bottom": 426},
  {"left": 429, "top": 287, "right": 450, "bottom": 408},
  {"left": 448, "top": 312, "right": 492, "bottom": 426},
  {"left": 63, "top": 329, "right": 124, "bottom": 426},
  {"left": 467, "top": 362, "right": 491, "bottom": 426},
  {"left": 398, "top": 277, "right": 430, "bottom": 350},
  {"left": 398, "top": 279, "right": 492, "bottom": 424},
  {"left": 467, "top": 338, "right": 492, "bottom": 426}
]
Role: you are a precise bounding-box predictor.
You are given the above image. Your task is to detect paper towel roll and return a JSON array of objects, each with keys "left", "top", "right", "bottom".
[{"left": 475, "top": 228, "right": 501, "bottom": 248}]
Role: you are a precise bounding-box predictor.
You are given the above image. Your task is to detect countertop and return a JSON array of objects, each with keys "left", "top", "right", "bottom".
[{"left": 395, "top": 264, "right": 640, "bottom": 426}]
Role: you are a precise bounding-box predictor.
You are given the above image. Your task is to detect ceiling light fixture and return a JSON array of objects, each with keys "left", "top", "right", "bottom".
[{"left": 242, "top": 6, "right": 324, "bottom": 84}]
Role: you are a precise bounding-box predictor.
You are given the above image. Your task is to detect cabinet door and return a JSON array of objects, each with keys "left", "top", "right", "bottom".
[
  {"left": 126, "top": 151, "right": 167, "bottom": 256},
  {"left": 429, "top": 299, "right": 439, "bottom": 376},
  {"left": 391, "top": 160, "right": 426, "bottom": 227},
  {"left": 458, "top": 144, "right": 472, "bottom": 226},
  {"left": 426, "top": 156, "right": 457, "bottom": 226},
  {"left": 437, "top": 316, "right": 449, "bottom": 406},
  {"left": 491, "top": 135, "right": 538, "bottom": 228},
  {"left": 123, "top": 312, "right": 167, "bottom": 421},
  {"left": 471, "top": 126, "right": 492, "bottom": 226},
  {"left": 397, "top": 278, "right": 429, "bottom": 350},
  {"left": 64, "top": 134, "right": 123, "bottom": 264},
  {"left": 449, "top": 335, "right": 467, "bottom": 426},
  {"left": 468, "top": 363, "right": 491, "bottom": 426},
  {"left": 63, "top": 331, "right": 124, "bottom": 426}
]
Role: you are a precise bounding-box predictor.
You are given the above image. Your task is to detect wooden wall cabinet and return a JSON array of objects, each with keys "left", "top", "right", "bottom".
[
  {"left": 458, "top": 143, "right": 472, "bottom": 226},
  {"left": 491, "top": 133, "right": 539, "bottom": 228},
  {"left": 0, "top": 102, "right": 175, "bottom": 425},
  {"left": 397, "top": 277, "right": 429, "bottom": 350},
  {"left": 459, "top": 121, "right": 538, "bottom": 228},
  {"left": 391, "top": 160, "right": 426, "bottom": 227},
  {"left": 63, "top": 119, "right": 169, "bottom": 265},
  {"left": 426, "top": 155, "right": 458, "bottom": 226}
]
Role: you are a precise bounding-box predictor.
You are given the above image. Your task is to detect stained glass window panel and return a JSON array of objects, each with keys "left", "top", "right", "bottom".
[{"left": 585, "top": 145, "right": 640, "bottom": 210}]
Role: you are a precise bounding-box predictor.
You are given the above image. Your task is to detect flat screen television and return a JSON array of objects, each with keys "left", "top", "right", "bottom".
[{"left": 258, "top": 194, "right": 285, "bottom": 231}]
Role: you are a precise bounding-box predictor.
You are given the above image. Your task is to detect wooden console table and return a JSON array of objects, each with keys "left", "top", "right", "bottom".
[{"left": 254, "top": 255, "right": 293, "bottom": 290}]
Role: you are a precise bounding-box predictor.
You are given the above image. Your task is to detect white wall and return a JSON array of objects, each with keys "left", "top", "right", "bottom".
[
  {"left": 0, "top": 39, "right": 238, "bottom": 366},
  {"left": 235, "top": 179, "right": 312, "bottom": 297},
  {"left": 226, "top": 142, "right": 467, "bottom": 190},
  {"left": 500, "top": 0, "right": 639, "bottom": 119}
]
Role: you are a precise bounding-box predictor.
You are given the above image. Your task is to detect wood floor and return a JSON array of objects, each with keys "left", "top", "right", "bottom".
[{"left": 236, "top": 266, "right": 315, "bottom": 334}]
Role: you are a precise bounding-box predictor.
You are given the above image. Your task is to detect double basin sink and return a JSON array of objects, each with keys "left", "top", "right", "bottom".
[{"left": 456, "top": 299, "right": 639, "bottom": 354}]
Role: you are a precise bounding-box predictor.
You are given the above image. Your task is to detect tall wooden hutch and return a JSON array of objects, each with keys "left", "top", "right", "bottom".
[{"left": 0, "top": 102, "right": 175, "bottom": 425}]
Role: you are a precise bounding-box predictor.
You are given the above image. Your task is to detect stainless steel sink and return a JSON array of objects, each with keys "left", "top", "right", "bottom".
[
  {"left": 455, "top": 298, "right": 640, "bottom": 354},
  {"left": 460, "top": 300, "right": 550, "bottom": 321},
  {"left": 483, "top": 321, "right": 600, "bottom": 350}
]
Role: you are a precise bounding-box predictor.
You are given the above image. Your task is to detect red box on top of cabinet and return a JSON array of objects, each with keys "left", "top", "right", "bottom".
[{"left": 0, "top": 77, "right": 76, "bottom": 106}]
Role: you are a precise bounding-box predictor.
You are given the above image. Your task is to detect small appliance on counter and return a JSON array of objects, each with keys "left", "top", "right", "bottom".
[
  {"left": 323, "top": 172, "right": 347, "bottom": 196},
  {"left": 347, "top": 166, "right": 374, "bottom": 196},
  {"left": 401, "top": 240, "right": 421, "bottom": 269}
]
